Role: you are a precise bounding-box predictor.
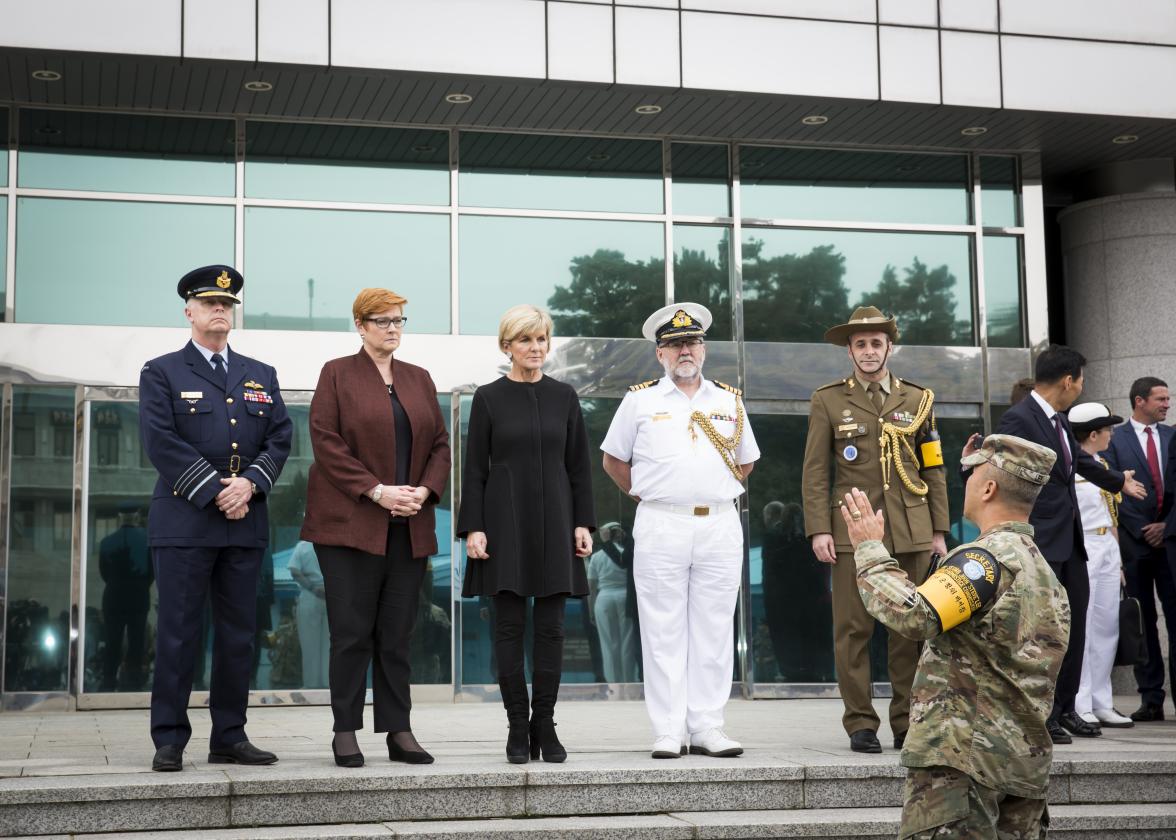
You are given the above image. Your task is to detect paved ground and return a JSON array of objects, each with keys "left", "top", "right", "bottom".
[{"left": 2, "top": 695, "right": 1174, "bottom": 778}]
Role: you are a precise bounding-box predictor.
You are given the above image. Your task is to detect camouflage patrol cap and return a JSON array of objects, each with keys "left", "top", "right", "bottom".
[{"left": 961, "top": 433, "right": 1056, "bottom": 485}]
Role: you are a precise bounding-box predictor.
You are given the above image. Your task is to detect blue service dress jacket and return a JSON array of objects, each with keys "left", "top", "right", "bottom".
[{"left": 139, "top": 341, "right": 292, "bottom": 547}]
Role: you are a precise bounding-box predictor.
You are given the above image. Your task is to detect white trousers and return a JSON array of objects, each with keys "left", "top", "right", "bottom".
[
  {"left": 594, "top": 587, "right": 640, "bottom": 683},
  {"left": 297, "top": 592, "right": 330, "bottom": 689},
  {"left": 1076, "top": 532, "right": 1122, "bottom": 714},
  {"left": 633, "top": 502, "right": 743, "bottom": 738}
]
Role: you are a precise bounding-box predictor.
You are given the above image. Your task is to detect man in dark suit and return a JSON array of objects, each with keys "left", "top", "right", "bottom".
[
  {"left": 968, "top": 346, "right": 1146, "bottom": 743},
  {"left": 139, "top": 265, "right": 292, "bottom": 771},
  {"left": 1106, "top": 377, "right": 1174, "bottom": 721}
]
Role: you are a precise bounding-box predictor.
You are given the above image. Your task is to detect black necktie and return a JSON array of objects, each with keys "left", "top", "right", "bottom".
[
  {"left": 1052, "top": 414, "right": 1072, "bottom": 474},
  {"left": 210, "top": 353, "right": 227, "bottom": 388}
]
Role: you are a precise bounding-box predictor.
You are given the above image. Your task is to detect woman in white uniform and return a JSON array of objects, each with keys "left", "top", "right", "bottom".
[{"left": 1070, "top": 403, "right": 1134, "bottom": 728}]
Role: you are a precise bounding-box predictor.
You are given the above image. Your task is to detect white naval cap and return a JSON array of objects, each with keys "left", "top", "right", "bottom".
[{"left": 641, "top": 302, "right": 713, "bottom": 343}]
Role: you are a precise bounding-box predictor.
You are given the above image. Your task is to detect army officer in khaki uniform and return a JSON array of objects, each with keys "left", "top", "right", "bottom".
[{"left": 801, "top": 306, "right": 950, "bottom": 754}]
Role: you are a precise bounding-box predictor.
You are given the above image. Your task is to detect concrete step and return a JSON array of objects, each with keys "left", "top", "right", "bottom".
[
  {"left": 10, "top": 804, "right": 1176, "bottom": 840},
  {"left": 4, "top": 754, "right": 1176, "bottom": 837}
]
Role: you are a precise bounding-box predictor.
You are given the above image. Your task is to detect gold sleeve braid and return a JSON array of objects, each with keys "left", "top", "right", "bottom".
[
  {"left": 690, "top": 399, "right": 746, "bottom": 482},
  {"left": 879, "top": 388, "right": 935, "bottom": 496}
]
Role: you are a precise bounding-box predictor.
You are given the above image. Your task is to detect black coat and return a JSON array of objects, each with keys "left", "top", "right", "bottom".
[{"left": 457, "top": 375, "right": 596, "bottom": 597}]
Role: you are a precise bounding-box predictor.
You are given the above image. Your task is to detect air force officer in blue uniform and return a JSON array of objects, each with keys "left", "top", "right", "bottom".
[{"left": 140, "top": 265, "right": 292, "bottom": 772}]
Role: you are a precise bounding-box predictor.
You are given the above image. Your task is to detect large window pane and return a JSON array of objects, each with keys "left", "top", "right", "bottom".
[
  {"left": 459, "top": 132, "right": 662, "bottom": 214},
  {"left": 674, "top": 225, "right": 732, "bottom": 341},
  {"left": 742, "top": 228, "right": 973, "bottom": 345},
  {"left": 16, "top": 198, "right": 233, "bottom": 326},
  {"left": 244, "top": 208, "right": 450, "bottom": 333},
  {"left": 672, "top": 143, "right": 729, "bottom": 217},
  {"left": 0, "top": 200, "right": 7, "bottom": 320},
  {"left": 460, "top": 216, "right": 664, "bottom": 337},
  {"left": 1, "top": 108, "right": 8, "bottom": 185},
  {"left": 245, "top": 122, "right": 448, "bottom": 206},
  {"left": 6, "top": 387, "right": 74, "bottom": 693},
  {"left": 19, "top": 110, "right": 234, "bottom": 196},
  {"left": 984, "top": 236, "right": 1024, "bottom": 348},
  {"left": 980, "top": 156, "right": 1020, "bottom": 228},
  {"left": 740, "top": 147, "right": 970, "bottom": 225}
]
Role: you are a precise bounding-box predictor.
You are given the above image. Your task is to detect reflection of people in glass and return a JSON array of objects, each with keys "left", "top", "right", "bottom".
[
  {"left": 761, "top": 501, "right": 831, "bottom": 681},
  {"left": 458, "top": 305, "right": 596, "bottom": 765},
  {"left": 288, "top": 541, "right": 328, "bottom": 689},
  {"left": 301, "top": 288, "right": 451, "bottom": 768},
  {"left": 587, "top": 522, "right": 638, "bottom": 683},
  {"left": 98, "top": 502, "right": 152, "bottom": 691}
]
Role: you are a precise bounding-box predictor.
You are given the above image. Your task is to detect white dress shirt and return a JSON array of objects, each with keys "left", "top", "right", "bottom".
[
  {"left": 1031, "top": 389, "right": 1072, "bottom": 467},
  {"left": 191, "top": 339, "right": 230, "bottom": 371},
  {"left": 1130, "top": 417, "right": 1164, "bottom": 493}
]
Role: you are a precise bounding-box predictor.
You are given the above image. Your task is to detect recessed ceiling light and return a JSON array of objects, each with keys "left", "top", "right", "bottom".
[
  {"left": 1112, "top": 134, "right": 1139, "bottom": 145},
  {"left": 35, "top": 125, "right": 61, "bottom": 136},
  {"left": 445, "top": 93, "right": 473, "bottom": 104},
  {"left": 411, "top": 144, "right": 436, "bottom": 153},
  {"left": 801, "top": 115, "right": 828, "bottom": 126},
  {"left": 960, "top": 126, "right": 988, "bottom": 136},
  {"left": 32, "top": 69, "right": 62, "bottom": 82},
  {"left": 586, "top": 152, "right": 610, "bottom": 162},
  {"left": 244, "top": 80, "right": 273, "bottom": 92},
  {"left": 634, "top": 104, "right": 662, "bottom": 115}
]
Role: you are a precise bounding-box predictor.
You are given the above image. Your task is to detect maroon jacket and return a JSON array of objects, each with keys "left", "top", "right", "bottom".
[{"left": 301, "top": 350, "right": 450, "bottom": 557}]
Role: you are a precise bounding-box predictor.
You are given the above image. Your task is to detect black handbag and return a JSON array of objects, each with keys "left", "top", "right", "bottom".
[{"left": 1115, "top": 590, "right": 1148, "bottom": 668}]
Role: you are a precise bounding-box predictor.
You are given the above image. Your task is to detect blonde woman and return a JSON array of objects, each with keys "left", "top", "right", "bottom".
[{"left": 456, "top": 304, "right": 596, "bottom": 764}]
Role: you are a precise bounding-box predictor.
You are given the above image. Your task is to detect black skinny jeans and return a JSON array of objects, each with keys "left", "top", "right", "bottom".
[
  {"left": 316, "top": 526, "right": 425, "bottom": 733},
  {"left": 493, "top": 593, "right": 566, "bottom": 678}
]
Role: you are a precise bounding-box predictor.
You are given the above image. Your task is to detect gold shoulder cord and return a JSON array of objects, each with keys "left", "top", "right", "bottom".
[
  {"left": 1096, "top": 455, "right": 1121, "bottom": 527},
  {"left": 879, "top": 388, "right": 935, "bottom": 495},
  {"left": 690, "top": 400, "right": 746, "bottom": 482}
]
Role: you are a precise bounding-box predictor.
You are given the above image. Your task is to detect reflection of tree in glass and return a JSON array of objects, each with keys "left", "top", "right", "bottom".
[
  {"left": 857, "top": 258, "right": 969, "bottom": 345},
  {"left": 741, "top": 240, "right": 850, "bottom": 342}
]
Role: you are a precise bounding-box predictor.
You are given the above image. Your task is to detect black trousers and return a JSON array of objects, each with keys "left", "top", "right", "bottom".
[
  {"left": 494, "top": 593, "right": 566, "bottom": 678},
  {"left": 150, "top": 545, "right": 262, "bottom": 749},
  {"left": 1125, "top": 533, "right": 1176, "bottom": 706},
  {"left": 316, "top": 527, "right": 425, "bottom": 733},
  {"left": 1050, "top": 557, "right": 1090, "bottom": 718},
  {"left": 102, "top": 597, "right": 148, "bottom": 691}
]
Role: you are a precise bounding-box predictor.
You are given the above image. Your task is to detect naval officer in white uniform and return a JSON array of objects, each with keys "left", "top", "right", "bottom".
[{"left": 601, "top": 302, "right": 760, "bottom": 759}]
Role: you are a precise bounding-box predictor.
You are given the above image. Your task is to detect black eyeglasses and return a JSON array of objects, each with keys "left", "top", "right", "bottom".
[
  {"left": 660, "top": 338, "right": 704, "bottom": 349},
  {"left": 365, "top": 316, "right": 408, "bottom": 330}
]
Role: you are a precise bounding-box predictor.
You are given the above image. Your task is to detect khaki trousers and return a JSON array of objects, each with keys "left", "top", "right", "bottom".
[{"left": 832, "top": 548, "right": 930, "bottom": 737}]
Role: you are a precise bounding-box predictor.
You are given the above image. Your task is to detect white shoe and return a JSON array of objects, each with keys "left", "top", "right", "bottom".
[
  {"left": 688, "top": 728, "right": 743, "bottom": 757},
  {"left": 1079, "top": 712, "right": 1099, "bottom": 725},
  {"left": 651, "top": 735, "right": 685, "bottom": 759},
  {"left": 1092, "top": 708, "right": 1135, "bottom": 728}
]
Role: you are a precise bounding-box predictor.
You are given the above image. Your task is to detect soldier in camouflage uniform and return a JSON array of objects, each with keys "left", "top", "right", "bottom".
[{"left": 840, "top": 434, "right": 1071, "bottom": 839}]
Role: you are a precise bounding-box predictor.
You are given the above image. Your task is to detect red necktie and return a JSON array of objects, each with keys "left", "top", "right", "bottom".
[
  {"left": 1145, "top": 426, "right": 1163, "bottom": 512},
  {"left": 1052, "top": 414, "right": 1071, "bottom": 474}
]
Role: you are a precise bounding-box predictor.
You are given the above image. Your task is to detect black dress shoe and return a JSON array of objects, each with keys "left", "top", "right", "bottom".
[
  {"left": 850, "top": 729, "right": 882, "bottom": 754},
  {"left": 893, "top": 731, "right": 907, "bottom": 750},
  {"left": 1058, "top": 711, "right": 1101, "bottom": 738},
  {"left": 208, "top": 741, "right": 278, "bottom": 765},
  {"left": 1047, "top": 718, "right": 1072, "bottom": 744},
  {"left": 387, "top": 733, "right": 434, "bottom": 765},
  {"left": 1131, "top": 702, "right": 1166, "bottom": 722},
  {"left": 152, "top": 744, "right": 184, "bottom": 772},
  {"left": 332, "top": 736, "right": 364, "bottom": 768}
]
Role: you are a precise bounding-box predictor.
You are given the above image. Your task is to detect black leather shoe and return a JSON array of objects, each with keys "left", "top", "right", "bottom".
[
  {"left": 387, "top": 732, "right": 434, "bottom": 765},
  {"left": 1058, "top": 711, "right": 1101, "bottom": 738},
  {"left": 850, "top": 729, "right": 882, "bottom": 754},
  {"left": 1131, "top": 702, "right": 1166, "bottom": 722},
  {"left": 893, "top": 731, "right": 907, "bottom": 750},
  {"left": 332, "top": 736, "right": 364, "bottom": 768},
  {"left": 208, "top": 741, "right": 278, "bottom": 765},
  {"left": 152, "top": 744, "right": 184, "bottom": 772},
  {"left": 1047, "top": 719, "right": 1072, "bottom": 744}
]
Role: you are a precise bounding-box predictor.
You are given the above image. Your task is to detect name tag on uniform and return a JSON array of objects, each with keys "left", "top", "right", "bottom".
[
  {"left": 838, "top": 422, "right": 858, "bottom": 432},
  {"left": 652, "top": 411, "right": 673, "bottom": 422},
  {"left": 180, "top": 391, "right": 203, "bottom": 399}
]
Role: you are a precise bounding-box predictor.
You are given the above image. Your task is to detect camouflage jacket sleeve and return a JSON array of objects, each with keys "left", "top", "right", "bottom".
[{"left": 854, "top": 539, "right": 943, "bottom": 641}]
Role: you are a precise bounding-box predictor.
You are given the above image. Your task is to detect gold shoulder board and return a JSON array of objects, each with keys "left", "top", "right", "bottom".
[
  {"left": 629, "top": 380, "right": 657, "bottom": 392},
  {"left": 714, "top": 380, "right": 743, "bottom": 397}
]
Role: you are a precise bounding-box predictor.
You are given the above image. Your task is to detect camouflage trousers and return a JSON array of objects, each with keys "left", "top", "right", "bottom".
[{"left": 900, "top": 766, "right": 1049, "bottom": 839}]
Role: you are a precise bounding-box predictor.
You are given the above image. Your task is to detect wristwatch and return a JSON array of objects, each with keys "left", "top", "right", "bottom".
[{"left": 370, "top": 484, "right": 383, "bottom": 503}]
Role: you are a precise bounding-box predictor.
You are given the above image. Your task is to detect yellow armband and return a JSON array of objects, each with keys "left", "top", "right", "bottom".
[{"left": 916, "top": 548, "right": 1000, "bottom": 632}]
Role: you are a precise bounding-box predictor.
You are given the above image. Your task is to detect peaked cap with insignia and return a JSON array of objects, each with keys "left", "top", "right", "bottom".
[
  {"left": 178, "top": 264, "right": 244, "bottom": 304},
  {"left": 823, "top": 305, "right": 899, "bottom": 346},
  {"left": 961, "top": 433, "right": 1057, "bottom": 486},
  {"left": 641, "top": 302, "right": 713, "bottom": 343}
]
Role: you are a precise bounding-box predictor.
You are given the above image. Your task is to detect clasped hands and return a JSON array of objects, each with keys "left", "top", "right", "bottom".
[
  {"left": 375, "top": 485, "right": 430, "bottom": 518},
  {"left": 466, "top": 527, "right": 593, "bottom": 560},
  {"left": 216, "top": 476, "right": 253, "bottom": 520}
]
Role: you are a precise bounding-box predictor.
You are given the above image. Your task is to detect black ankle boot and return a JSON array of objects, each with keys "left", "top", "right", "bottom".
[
  {"left": 529, "top": 669, "right": 567, "bottom": 763},
  {"left": 499, "top": 668, "right": 531, "bottom": 765}
]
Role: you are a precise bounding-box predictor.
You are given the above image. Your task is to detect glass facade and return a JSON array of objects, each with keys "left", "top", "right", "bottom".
[{"left": 0, "top": 107, "right": 1034, "bottom": 705}]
